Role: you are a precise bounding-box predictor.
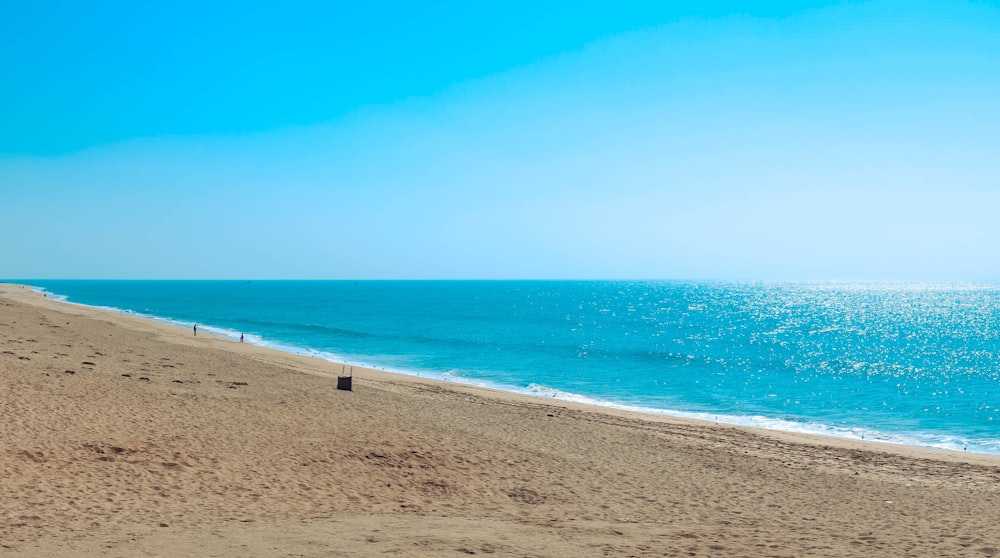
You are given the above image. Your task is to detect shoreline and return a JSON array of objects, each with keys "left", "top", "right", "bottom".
[
  {"left": 3, "top": 282, "right": 1000, "bottom": 556},
  {"left": 5, "top": 280, "right": 1000, "bottom": 465},
  {"left": 17, "top": 281, "right": 999, "bottom": 457}
]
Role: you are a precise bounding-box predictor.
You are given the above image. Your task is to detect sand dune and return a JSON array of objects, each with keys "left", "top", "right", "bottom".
[{"left": 2, "top": 283, "right": 998, "bottom": 557}]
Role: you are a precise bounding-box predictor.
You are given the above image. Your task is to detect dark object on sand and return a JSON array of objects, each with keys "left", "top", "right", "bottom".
[{"left": 337, "top": 365, "right": 353, "bottom": 391}]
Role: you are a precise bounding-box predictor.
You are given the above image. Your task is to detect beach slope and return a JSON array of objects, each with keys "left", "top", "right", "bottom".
[{"left": 2, "top": 284, "right": 998, "bottom": 557}]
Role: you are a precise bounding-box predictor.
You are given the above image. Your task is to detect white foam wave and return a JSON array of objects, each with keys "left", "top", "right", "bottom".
[
  {"left": 29, "top": 286, "right": 68, "bottom": 302},
  {"left": 513, "top": 383, "right": 1000, "bottom": 455}
]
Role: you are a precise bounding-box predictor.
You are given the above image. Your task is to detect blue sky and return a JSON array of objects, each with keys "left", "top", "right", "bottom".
[{"left": 3, "top": 0, "right": 1000, "bottom": 280}]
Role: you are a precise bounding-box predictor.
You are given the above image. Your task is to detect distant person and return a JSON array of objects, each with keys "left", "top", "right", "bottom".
[
  {"left": 193, "top": 324, "right": 198, "bottom": 336},
  {"left": 240, "top": 333, "right": 244, "bottom": 343}
]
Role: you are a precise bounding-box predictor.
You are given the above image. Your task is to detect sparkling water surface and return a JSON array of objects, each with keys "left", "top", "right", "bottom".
[{"left": 21, "top": 280, "right": 1000, "bottom": 454}]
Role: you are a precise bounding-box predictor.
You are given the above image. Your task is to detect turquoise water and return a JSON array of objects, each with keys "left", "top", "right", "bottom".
[{"left": 19, "top": 280, "right": 1000, "bottom": 454}]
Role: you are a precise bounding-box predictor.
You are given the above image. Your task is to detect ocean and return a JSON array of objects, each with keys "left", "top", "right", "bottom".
[{"left": 19, "top": 280, "right": 1000, "bottom": 454}]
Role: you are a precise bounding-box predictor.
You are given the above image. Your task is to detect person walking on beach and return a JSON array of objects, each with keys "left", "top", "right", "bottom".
[
  {"left": 193, "top": 324, "right": 197, "bottom": 336},
  {"left": 240, "top": 333, "right": 244, "bottom": 343}
]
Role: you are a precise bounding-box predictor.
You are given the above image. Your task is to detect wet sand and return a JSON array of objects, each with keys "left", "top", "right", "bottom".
[{"left": 2, "top": 283, "right": 999, "bottom": 557}]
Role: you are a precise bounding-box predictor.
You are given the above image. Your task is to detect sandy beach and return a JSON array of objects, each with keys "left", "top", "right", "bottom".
[{"left": 1, "top": 283, "right": 999, "bottom": 557}]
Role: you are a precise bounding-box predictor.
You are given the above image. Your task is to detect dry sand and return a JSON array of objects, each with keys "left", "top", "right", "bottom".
[{"left": 1, "top": 282, "right": 999, "bottom": 557}]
